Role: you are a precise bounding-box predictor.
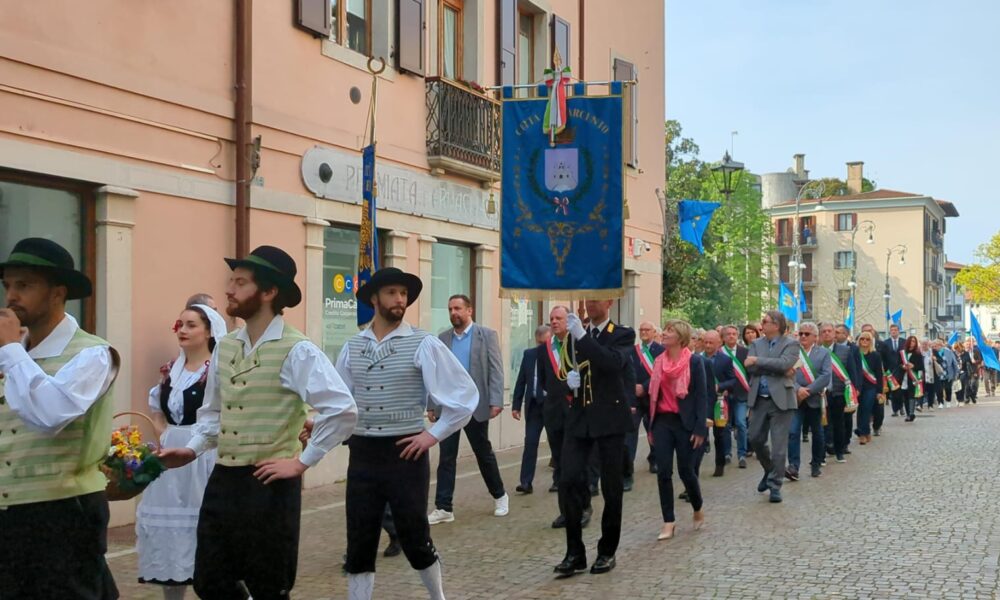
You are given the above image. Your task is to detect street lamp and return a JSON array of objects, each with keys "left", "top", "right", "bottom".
[
  {"left": 711, "top": 151, "right": 745, "bottom": 202},
  {"left": 883, "top": 244, "right": 907, "bottom": 335},
  {"left": 847, "top": 219, "right": 876, "bottom": 334},
  {"left": 790, "top": 180, "right": 825, "bottom": 324}
]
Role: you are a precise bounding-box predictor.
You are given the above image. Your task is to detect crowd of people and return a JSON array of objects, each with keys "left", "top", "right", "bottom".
[{"left": 1, "top": 236, "right": 995, "bottom": 599}]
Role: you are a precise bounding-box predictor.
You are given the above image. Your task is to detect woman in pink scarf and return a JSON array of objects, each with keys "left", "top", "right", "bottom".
[{"left": 647, "top": 320, "right": 709, "bottom": 540}]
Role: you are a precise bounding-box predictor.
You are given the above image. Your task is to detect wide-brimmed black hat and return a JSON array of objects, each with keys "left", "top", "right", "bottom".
[
  {"left": 224, "top": 245, "right": 302, "bottom": 308},
  {"left": 0, "top": 238, "right": 92, "bottom": 300},
  {"left": 356, "top": 267, "right": 423, "bottom": 308}
]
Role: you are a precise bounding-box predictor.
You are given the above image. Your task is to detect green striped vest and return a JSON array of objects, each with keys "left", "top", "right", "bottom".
[
  {"left": 216, "top": 324, "right": 309, "bottom": 466},
  {"left": 0, "top": 329, "right": 117, "bottom": 507}
]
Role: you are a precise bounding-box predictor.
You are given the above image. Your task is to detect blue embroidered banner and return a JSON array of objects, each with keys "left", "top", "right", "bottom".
[
  {"left": 356, "top": 143, "right": 378, "bottom": 326},
  {"left": 500, "top": 85, "right": 624, "bottom": 298}
]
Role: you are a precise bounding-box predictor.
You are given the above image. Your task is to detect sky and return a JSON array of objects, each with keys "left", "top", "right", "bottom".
[{"left": 665, "top": 0, "right": 1000, "bottom": 264}]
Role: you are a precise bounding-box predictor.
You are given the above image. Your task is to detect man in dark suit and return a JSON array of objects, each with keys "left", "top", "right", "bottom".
[
  {"left": 787, "top": 322, "right": 831, "bottom": 480},
  {"left": 552, "top": 299, "right": 635, "bottom": 578},
  {"left": 834, "top": 324, "right": 864, "bottom": 450},
  {"left": 878, "top": 323, "right": 906, "bottom": 416},
  {"left": 512, "top": 324, "right": 552, "bottom": 494},
  {"left": 428, "top": 294, "right": 508, "bottom": 524},
  {"left": 703, "top": 330, "right": 737, "bottom": 477},
  {"left": 722, "top": 325, "right": 750, "bottom": 468},
  {"left": 630, "top": 321, "right": 664, "bottom": 475},
  {"left": 746, "top": 310, "right": 800, "bottom": 504}
]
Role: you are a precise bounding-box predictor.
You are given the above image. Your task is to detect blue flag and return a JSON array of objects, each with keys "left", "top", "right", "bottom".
[
  {"left": 778, "top": 281, "right": 798, "bottom": 323},
  {"left": 947, "top": 331, "right": 959, "bottom": 346},
  {"left": 356, "top": 144, "right": 379, "bottom": 326},
  {"left": 891, "top": 309, "right": 902, "bottom": 327},
  {"left": 798, "top": 279, "right": 808, "bottom": 314},
  {"left": 969, "top": 313, "right": 1000, "bottom": 370},
  {"left": 845, "top": 294, "right": 855, "bottom": 330},
  {"left": 500, "top": 84, "right": 624, "bottom": 296},
  {"left": 678, "top": 200, "right": 721, "bottom": 254}
]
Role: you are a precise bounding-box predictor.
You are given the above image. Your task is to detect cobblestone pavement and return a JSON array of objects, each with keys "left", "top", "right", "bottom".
[{"left": 108, "top": 399, "right": 1000, "bottom": 599}]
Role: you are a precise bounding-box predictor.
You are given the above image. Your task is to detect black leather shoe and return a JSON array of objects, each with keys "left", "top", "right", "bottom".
[
  {"left": 679, "top": 490, "right": 690, "bottom": 502},
  {"left": 548, "top": 482, "right": 559, "bottom": 493},
  {"left": 590, "top": 555, "right": 616, "bottom": 574},
  {"left": 623, "top": 476, "right": 634, "bottom": 492},
  {"left": 648, "top": 462, "right": 658, "bottom": 474},
  {"left": 581, "top": 507, "right": 593, "bottom": 528},
  {"left": 515, "top": 484, "right": 533, "bottom": 494},
  {"left": 757, "top": 475, "right": 769, "bottom": 493},
  {"left": 769, "top": 489, "right": 783, "bottom": 503},
  {"left": 712, "top": 465, "right": 724, "bottom": 477},
  {"left": 551, "top": 514, "right": 567, "bottom": 529},
  {"left": 554, "top": 555, "right": 588, "bottom": 577},
  {"left": 383, "top": 538, "right": 402, "bottom": 557},
  {"left": 810, "top": 465, "right": 822, "bottom": 478},
  {"left": 785, "top": 467, "right": 799, "bottom": 482}
]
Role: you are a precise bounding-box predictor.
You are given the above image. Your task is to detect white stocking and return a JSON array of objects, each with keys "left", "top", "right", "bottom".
[
  {"left": 347, "top": 572, "right": 375, "bottom": 600},
  {"left": 418, "top": 560, "right": 446, "bottom": 600}
]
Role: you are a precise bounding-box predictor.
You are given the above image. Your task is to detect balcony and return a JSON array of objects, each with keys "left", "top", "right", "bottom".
[
  {"left": 925, "top": 228, "right": 944, "bottom": 250},
  {"left": 426, "top": 77, "right": 501, "bottom": 182},
  {"left": 937, "top": 305, "right": 962, "bottom": 321},
  {"left": 774, "top": 233, "right": 818, "bottom": 250}
]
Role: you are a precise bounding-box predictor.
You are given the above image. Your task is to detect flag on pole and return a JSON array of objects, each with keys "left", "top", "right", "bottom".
[
  {"left": 845, "top": 294, "right": 855, "bottom": 330},
  {"left": 542, "top": 49, "right": 571, "bottom": 145},
  {"left": 779, "top": 280, "right": 798, "bottom": 323},
  {"left": 678, "top": 200, "right": 721, "bottom": 254},
  {"left": 356, "top": 143, "right": 379, "bottom": 326},
  {"left": 891, "top": 309, "right": 903, "bottom": 328},
  {"left": 947, "top": 331, "right": 960, "bottom": 346},
  {"left": 969, "top": 312, "right": 1000, "bottom": 370},
  {"left": 798, "top": 279, "right": 808, "bottom": 315}
]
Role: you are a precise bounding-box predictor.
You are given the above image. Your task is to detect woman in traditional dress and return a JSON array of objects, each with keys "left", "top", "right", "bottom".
[{"left": 136, "top": 301, "right": 226, "bottom": 599}]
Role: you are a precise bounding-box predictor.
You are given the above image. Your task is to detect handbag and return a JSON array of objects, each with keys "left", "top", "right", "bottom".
[{"left": 953, "top": 378, "right": 963, "bottom": 393}]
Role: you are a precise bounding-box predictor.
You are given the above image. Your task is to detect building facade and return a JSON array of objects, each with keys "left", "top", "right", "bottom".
[
  {"left": 0, "top": 0, "right": 665, "bottom": 524},
  {"left": 763, "top": 159, "right": 959, "bottom": 337}
]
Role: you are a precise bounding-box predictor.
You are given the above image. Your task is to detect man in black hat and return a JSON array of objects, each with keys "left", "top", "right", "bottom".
[
  {"left": 158, "top": 244, "right": 358, "bottom": 599},
  {"left": 335, "top": 267, "right": 478, "bottom": 600},
  {"left": 0, "top": 237, "right": 120, "bottom": 599}
]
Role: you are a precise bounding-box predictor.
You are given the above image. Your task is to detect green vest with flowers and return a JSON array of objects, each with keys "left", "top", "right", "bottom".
[
  {"left": 0, "top": 329, "right": 117, "bottom": 507},
  {"left": 216, "top": 324, "right": 309, "bottom": 466}
]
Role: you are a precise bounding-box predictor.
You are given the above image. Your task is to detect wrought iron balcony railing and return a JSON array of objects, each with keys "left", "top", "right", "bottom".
[{"left": 426, "top": 77, "right": 501, "bottom": 182}]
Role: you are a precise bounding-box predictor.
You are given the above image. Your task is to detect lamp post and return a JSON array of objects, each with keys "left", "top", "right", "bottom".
[
  {"left": 711, "top": 151, "right": 747, "bottom": 319},
  {"left": 847, "top": 220, "right": 876, "bottom": 334},
  {"left": 788, "top": 181, "right": 825, "bottom": 324},
  {"left": 883, "top": 244, "right": 907, "bottom": 335}
]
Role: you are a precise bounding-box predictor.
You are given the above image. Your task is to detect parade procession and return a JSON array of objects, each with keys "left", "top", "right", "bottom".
[{"left": 3, "top": 1, "right": 1000, "bottom": 599}]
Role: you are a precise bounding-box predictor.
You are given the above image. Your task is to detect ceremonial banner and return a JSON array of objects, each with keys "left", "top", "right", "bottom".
[
  {"left": 500, "top": 83, "right": 624, "bottom": 298},
  {"left": 356, "top": 143, "right": 378, "bottom": 326}
]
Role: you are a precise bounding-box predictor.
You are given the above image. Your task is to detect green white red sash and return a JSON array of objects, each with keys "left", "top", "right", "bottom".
[
  {"left": 546, "top": 337, "right": 563, "bottom": 375},
  {"left": 901, "top": 350, "right": 925, "bottom": 398},
  {"left": 713, "top": 397, "right": 729, "bottom": 427},
  {"left": 798, "top": 348, "right": 816, "bottom": 384},
  {"left": 885, "top": 370, "right": 901, "bottom": 391},
  {"left": 829, "top": 349, "right": 859, "bottom": 410},
  {"left": 724, "top": 346, "right": 750, "bottom": 392},
  {"left": 860, "top": 352, "right": 878, "bottom": 385},
  {"left": 635, "top": 344, "right": 654, "bottom": 376}
]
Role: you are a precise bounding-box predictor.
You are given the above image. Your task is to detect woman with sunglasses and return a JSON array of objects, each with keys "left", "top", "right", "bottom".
[{"left": 855, "top": 332, "right": 884, "bottom": 442}]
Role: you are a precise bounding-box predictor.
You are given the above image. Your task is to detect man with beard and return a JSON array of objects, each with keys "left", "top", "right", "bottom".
[
  {"left": 427, "top": 294, "right": 508, "bottom": 524},
  {"left": 552, "top": 299, "right": 635, "bottom": 577},
  {"left": 336, "top": 267, "right": 478, "bottom": 600},
  {"left": 0, "top": 238, "right": 121, "bottom": 599},
  {"left": 157, "top": 245, "right": 358, "bottom": 599}
]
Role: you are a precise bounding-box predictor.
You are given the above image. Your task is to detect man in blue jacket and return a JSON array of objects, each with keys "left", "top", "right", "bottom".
[{"left": 512, "top": 325, "right": 552, "bottom": 494}]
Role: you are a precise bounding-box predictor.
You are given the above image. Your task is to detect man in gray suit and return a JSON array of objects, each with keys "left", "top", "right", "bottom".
[
  {"left": 745, "top": 310, "right": 800, "bottom": 503},
  {"left": 786, "top": 322, "right": 831, "bottom": 481},
  {"left": 428, "top": 294, "right": 509, "bottom": 524}
]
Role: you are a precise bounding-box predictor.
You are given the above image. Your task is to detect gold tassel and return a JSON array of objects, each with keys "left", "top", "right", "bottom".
[
  {"left": 487, "top": 187, "right": 497, "bottom": 215},
  {"left": 623, "top": 197, "right": 631, "bottom": 220}
]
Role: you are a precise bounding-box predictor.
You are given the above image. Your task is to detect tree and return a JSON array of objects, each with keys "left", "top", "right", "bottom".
[
  {"left": 812, "top": 177, "right": 877, "bottom": 197},
  {"left": 955, "top": 232, "right": 1000, "bottom": 303}
]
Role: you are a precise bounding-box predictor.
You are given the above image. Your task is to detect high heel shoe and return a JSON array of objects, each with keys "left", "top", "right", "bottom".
[
  {"left": 693, "top": 510, "right": 705, "bottom": 530},
  {"left": 657, "top": 522, "right": 675, "bottom": 540}
]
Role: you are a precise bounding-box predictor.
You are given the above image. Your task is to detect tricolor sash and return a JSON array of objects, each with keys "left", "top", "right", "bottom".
[
  {"left": 798, "top": 348, "right": 817, "bottom": 384},
  {"left": 724, "top": 346, "right": 750, "bottom": 392},
  {"left": 901, "top": 350, "right": 925, "bottom": 398},
  {"left": 860, "top": 352, "right": 878, "bottom": 385},
  {"left": 829, "top": 349, "right": 859, "bottom": 412},
  {"left": 885, "top": 370, "right": 901, "bottom": 391},
  {"left": 635, "top": 344, "right": 654, "bottom": 377},
  {"left": 713, "top": 397, "right": 729, "bottom": 428},
  {"left": 546, "top": 337, "right": 563, "bottom": 376}
]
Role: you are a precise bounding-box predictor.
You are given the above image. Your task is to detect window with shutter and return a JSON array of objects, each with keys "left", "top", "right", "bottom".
[
  {"left": 439, "top": 0, "right": 463, "bottom": 80},
  {"left": 497, "top": 0, "right": 516, "bottom": 85},
  {"left": 397, "top": 0, "right": 425, "bottom": 75},
  {"left": 296, "top": 0, "right": 331, "bottom": 38},
  {"left": 613, "top": 58, "right": 638, "bottom": 168},
  {"left": 551, "top": 15, "right": 570, "bottom": 70}
]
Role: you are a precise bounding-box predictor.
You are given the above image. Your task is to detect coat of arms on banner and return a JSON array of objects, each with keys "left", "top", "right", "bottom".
[{"left": 499, "top": 82, "right": 625, "bottom": 298}]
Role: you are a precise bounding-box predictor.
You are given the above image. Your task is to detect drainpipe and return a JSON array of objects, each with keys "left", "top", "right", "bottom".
[
  {"left": 578, "top": 0, "right": 585, "bottom": 79},
  {"left": 234, "top": 0, "right": 253, "bottom": 258}
]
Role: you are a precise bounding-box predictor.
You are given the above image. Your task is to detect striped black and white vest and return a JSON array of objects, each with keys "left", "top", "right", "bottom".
[{"left": 347, "top": 329, "right": 429, "bottom": 436}]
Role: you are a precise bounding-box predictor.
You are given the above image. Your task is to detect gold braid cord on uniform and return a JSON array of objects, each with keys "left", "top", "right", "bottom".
[{"left": 557, "top": 339, "right": 593, "bottom": 407}]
